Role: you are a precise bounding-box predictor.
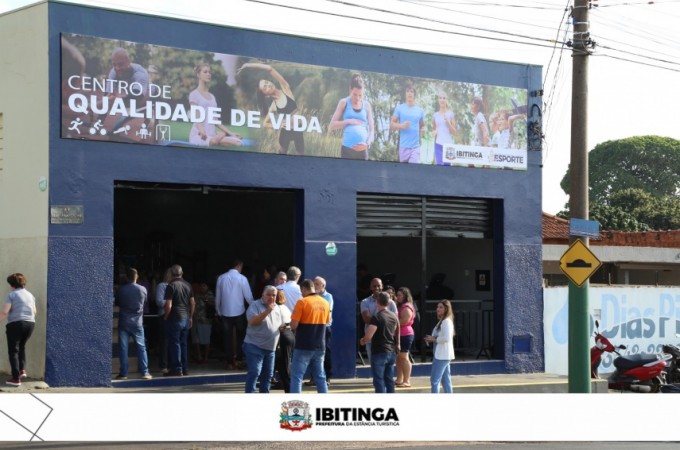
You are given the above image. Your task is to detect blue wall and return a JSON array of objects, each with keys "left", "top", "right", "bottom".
[{"left": 46, "top": 3, "right": 543, "bottom": 386}]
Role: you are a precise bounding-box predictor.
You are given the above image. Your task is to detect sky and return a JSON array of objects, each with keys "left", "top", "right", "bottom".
[{"left": 2, "top": 0, "right": 680, "bottom": 214}]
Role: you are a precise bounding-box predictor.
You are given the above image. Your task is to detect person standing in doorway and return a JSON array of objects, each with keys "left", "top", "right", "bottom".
[
  {"left": 273, "top": 271, "right": 287, "bottom": 288},
  {"left": 155, "top": 268, "right": 172, "bottom": 374},
  {"left": 215, "top": 259, "right": 254, "bottom": 370},
  {"left": 280, "top": 266, "right": 302, "bottom": 313},
  {"left": 115, "top": 268, "right": 152, "bottom": 380},
  {"left": 425, "top": 299, "right": 456, "bottom": 393},
  {"left": 360, "top": 278, "right": 397, "bottom": 363},
  {"left": 1, "top": 273, "right": 37, "bottom": 387},
  {"left": 192, "top": 282, "right": 215, "bottom": 364},
  {"left": 289, "top": 279, "right": 331, "bottom": 393},
  {"left": 163, "top": 264, "right": 195, "bottom": 377},
  {"left": 304, "top": 276, "right": 334, "bottom": 387},
  {"left": 360, "top": 291, "right": 400, "bottom": 393},
  {"left": 274, "top": 288, "right": 295, "bottom": 392}
]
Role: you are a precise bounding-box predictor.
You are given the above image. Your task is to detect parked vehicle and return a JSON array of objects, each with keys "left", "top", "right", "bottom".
[
  {"left": 662, "top": 336, "right": 680, "bottom": 384},
  {"left": 590, "top": 320, "right": 670, "bottom": 393}
]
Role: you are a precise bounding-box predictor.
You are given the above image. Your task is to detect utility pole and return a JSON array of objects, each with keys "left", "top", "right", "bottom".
[{"left": 568, "top": 0, "right": 595, "bottom": 393}]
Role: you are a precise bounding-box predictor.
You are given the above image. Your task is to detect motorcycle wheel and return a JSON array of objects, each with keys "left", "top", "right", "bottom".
[
  {"left": 650, "top": 377, "right": 662, "bottom": 393},
  {"left": 667, "top": 370, "right": 680, "bottom": 384}
]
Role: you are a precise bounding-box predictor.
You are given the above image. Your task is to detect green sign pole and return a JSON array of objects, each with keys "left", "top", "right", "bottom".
[{"left": 568, "top": 278, "right": 591, "bottom": 393}]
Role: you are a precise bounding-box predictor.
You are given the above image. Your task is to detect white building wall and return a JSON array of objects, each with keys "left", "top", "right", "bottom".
[{"left": 0, "top": 4, "right": 49, "bottom": 379}]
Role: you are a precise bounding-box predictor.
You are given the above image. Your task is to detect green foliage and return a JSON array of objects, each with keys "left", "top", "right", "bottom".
[
  {"left": 561, "top": 136, "right": 680, "bottom": 203},
  {"left": 560, "top": 136, "right": 680, "bottom": 231},
  {"left": 560, "top": 188, "right": 680, "bottom": 232}
]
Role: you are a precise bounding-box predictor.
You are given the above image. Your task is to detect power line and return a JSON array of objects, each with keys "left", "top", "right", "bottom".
[
  {"left": 394, "top": 0, "right": 563, "bottom": 33},
  {"left": 597, "top": 53, "right": 680, "bottom": 72},
  {"left": 597, "top": 43, "right": 680, "bottom": 68},
  {"left": 239, "top": 0, "right": 567, "bottom": 51},
  {"left": 413, "top": 1, "right": 564, "bottom": 9},
  {"left": 322, "top": 0, "right": 565, "bottom": 46}
]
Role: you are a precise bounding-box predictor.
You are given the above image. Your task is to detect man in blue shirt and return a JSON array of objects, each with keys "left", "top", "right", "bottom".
[{"left": 115, "top": 268, "right": 152, "bottom": 380}]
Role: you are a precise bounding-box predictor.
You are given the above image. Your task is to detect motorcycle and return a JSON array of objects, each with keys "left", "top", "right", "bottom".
[
  {"left": 590, "top": 320, "right": 670, "bottom": 393},
  {"left": 662, "top": 336, "right": 680, "bottom": 385}
]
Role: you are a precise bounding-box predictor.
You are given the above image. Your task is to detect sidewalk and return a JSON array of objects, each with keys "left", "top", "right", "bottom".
[{"left": 1, "top": 370, "right": 608, "bottom": 394}]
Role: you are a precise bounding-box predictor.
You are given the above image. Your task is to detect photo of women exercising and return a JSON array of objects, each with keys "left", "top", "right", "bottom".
[
  {"left": 189, "top": 63, "right": 243, "bottom": 147},
  {"left": 432, "top": 90, "right": 457, "bottom": 166},
  {"left": 329, "top": 73, "right": 375, "bottom": 160},
  {"left": 238, "top": 62, "right": 304, "bottom": 155}
]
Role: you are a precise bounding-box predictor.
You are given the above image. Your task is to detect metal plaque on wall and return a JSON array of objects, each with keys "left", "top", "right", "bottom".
[{"left": 50, "top": 205, "right": 84, "bottom": 224}]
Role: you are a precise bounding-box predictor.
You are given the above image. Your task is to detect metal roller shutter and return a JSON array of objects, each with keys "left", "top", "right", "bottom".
[{"left": 357, "top": 194, "right": 492, "bottom": 238}]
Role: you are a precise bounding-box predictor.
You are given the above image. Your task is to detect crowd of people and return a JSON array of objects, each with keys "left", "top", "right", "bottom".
[
  {"left": 359, "top": 277, "right": 456, "bottom": 393},
  {"left": 119, "top": 262, "right": 333, "bottom": 394},
  {"left": 2, "top": 264, "right": 455, "bottom": 393}
]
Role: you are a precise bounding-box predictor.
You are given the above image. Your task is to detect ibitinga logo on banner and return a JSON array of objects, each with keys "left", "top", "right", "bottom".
[
  {"left": 279, "top": 400, "right": 401, "bottom": 432},
  {"left": 280, "top": 400, "right": 313, "bottom": 432}
]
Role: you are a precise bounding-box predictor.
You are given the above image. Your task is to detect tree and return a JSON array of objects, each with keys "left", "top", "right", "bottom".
[
  {"left": 561, "top": 136, "right": 680, "bottom": 205},
  {"left": 559, "top": 136, "right": 680, "bottom": 231}
]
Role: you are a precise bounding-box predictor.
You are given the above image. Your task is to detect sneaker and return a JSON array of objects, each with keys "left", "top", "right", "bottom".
[
  {"left": 19, "top": 370, "right": 27, "bottom": 379},
  {"left": 161, "top": 368, "right": 169, "bottom": 375},
  {"left": 142, "top": 373, "right": 153, "bottom": 380},
  {"left": 115, "top": 374, "right": 128, "bottom": 380},
  {"left": 163, "top": 371, "right": 183, "bottom": 377},
  {"left": 5, "top": 378, "right": 21, "bottom": 386}
]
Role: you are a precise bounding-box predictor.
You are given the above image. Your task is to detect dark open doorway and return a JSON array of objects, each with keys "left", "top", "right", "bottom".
[
  {"left": 112, "top": 181, "right": 298, "bottom": 376},
  {"left": 113, "top": 181, "right": 297, "bottom": 288}
]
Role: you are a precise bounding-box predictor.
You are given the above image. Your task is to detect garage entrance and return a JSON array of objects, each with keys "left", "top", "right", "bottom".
[{"left": 357, "top": 193, "right": 501, "bottom": 360}]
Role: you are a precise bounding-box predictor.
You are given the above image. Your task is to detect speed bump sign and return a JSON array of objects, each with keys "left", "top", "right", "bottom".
[{"left": 559, "top": 240, "right": 602, "bottom": 287}]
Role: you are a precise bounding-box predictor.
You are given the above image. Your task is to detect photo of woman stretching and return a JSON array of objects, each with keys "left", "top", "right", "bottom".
[
  {"left": 189, "top": 63, "right": 243, "bottom": 147},
  {"left": 329, "top": 73, "right": 375, "bottom": 160},
  {"left": 238, "top": 62, "right": 304, "bottom": 155}
]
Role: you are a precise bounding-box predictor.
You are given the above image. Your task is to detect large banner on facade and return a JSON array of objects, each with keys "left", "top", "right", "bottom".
[
  {"left": 60, "top": 33, "right": 528, "bottom": 169},
  {"left": 544, "top": 286, "right": 680, "bottom": 375}
]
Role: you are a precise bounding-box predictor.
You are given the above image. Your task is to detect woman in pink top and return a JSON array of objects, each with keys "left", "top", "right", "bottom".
[{"left": 395, "top": 286, "right": 415, "bottom": 387}]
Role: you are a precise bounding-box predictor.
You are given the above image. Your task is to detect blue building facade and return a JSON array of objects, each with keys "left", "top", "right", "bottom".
[{"left": 40, "top": 3, "right": 543, "bottom": 386}]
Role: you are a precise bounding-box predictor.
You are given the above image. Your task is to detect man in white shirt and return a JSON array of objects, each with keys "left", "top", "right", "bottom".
[
  {"left": 280, "top": 266, "right": 303, "bottom": 313},
  {"left": 215, "top": 259, "right": 254, "bottom": 370}
]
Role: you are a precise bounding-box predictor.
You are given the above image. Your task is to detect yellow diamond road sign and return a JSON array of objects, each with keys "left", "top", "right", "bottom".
[{"left": 559, "top": 240, "right": 602, "bottom": 287}]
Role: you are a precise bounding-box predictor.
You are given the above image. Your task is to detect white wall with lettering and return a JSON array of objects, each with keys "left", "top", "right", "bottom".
[{"left": 544, "top": 286, "right": 680, "bottom": 375}]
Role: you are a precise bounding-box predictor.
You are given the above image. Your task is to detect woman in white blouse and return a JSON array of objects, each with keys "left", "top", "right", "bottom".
[{"left": 424, "top": 299, "right": 455, "bottom": 393}]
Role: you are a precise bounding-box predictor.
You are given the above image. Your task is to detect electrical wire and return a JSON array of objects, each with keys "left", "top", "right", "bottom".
[
  {"left": 393, "top": 0, "right": 563, "bottom": 33},
  {"left": 321, "top": 0, "right": 564, "bottom": 46}
]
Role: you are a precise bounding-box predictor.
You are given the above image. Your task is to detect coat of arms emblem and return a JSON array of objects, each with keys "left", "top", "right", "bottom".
[{"left": 280, "top": 400, "right": 312, "bottom": 431}]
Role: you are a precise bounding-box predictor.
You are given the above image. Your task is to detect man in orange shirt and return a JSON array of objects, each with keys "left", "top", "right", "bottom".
[{"left": 289, "top": 279, "right": 330, "bottom": 393}]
